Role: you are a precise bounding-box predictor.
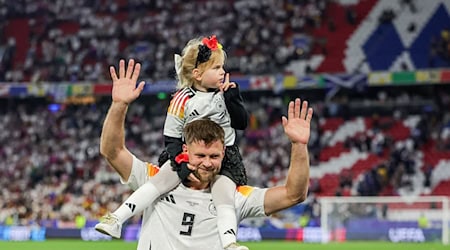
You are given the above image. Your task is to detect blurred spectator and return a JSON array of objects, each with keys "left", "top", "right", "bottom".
[
  {"left": 345, "top": 7, "right": 357, "bottom": 25},
  {"left": 378, "top": 8, "right": 396, "bottom": 24},
  {"left": 401, "top": 0, "right": 417, "bottom": 13},
  {"left": 298, "top": 213, "right": 310, "bottom": 228},
  {"left": 75, "top": 212, "right": 86, "bottom": 229},
  {"left": 423, "top": 165, "right": 433, "bottom": 194},
  {"left": 417, "top": 212, "right": 429, "bottom": 229}
]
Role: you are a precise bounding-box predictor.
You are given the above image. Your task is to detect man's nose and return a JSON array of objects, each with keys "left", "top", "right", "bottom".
[{"left": 202, "top": 158, "right": 213, "bottom": 168}]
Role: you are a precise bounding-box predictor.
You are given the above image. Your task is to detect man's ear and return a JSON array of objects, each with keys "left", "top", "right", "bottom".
[
  {"left": 192, "top": 68, "right": 202, "bottom": 81},
  {"left": 182, "top": 144, "right": 188, "bottom": 153}
]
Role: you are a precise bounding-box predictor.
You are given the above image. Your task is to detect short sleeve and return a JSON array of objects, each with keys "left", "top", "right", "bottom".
[
  {"left": 120, "top": 154, "right": 159, "bottom": 191},
  {"left": 235, "top": 186, "right": 268, "bottom": 220}
]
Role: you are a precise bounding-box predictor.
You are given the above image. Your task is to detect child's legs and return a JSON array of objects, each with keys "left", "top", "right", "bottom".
[
  {"left": 212, "top": 175, "right": 237, "bottom": 247},
  {"left": 223, "top": 144, "right": 247, "bottom": 186},
  {"left": 211, "top": 144, "right": 247, "bottom": 247},
  {"left": 113, "top": 162, "right": 180, "bottom": 224}
]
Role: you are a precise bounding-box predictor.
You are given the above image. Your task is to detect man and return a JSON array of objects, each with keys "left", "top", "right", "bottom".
[{"left": 99, "top": 59, "right": 313, "bottom": 249}]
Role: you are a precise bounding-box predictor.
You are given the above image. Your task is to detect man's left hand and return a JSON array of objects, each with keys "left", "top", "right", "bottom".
[{"left": 282, "top": 98, "right": 314, "bottom": 145}]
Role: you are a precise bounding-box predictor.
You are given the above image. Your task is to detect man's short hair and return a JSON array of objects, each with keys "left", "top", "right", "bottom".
[{"left": 183, "top": 119, "right": 225, "bottom": 146}]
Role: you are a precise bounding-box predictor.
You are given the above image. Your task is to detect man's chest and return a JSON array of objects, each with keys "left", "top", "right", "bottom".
[{"left": 151, "top": 190, "right": 220, "bottom": 244}]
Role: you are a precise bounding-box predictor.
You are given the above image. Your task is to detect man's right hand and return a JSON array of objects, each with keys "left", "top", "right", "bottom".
[{"left": 110, "top": 59, "right": 146, "bottom": 104}]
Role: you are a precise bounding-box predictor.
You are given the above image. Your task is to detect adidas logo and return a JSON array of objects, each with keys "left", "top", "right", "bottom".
[
  {"left": 224, "top": 229, "right": 236, "bottom": 236},
  {"left": 161, "top": 194, "right": 176, "bottom": 204},
  {"left": 188, "top": 109, "right": 200, "bottom": 117},
  {"left": 125, "top": 202, "right": 136, "bottom": 213}
]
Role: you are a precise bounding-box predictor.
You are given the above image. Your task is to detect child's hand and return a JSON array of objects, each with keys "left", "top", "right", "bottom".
[
  {"left": 186, "top": 164, "right": 201, "bottom": 183},
  {"left": 219, "top": 73, "right": 236, "bottom": 92}
]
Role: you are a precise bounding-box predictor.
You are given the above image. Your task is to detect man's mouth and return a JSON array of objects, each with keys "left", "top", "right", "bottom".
[{"left": 197, "top": 166, "right": 214, "bottom": 172}]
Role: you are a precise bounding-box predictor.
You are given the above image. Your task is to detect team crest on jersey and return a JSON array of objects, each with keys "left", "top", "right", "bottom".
[
  {"left": 213, "top": 95, "right": 225, "bottom": 111},
  {"left": 208, "top": 202, "right": 217, "bottom": 216}
]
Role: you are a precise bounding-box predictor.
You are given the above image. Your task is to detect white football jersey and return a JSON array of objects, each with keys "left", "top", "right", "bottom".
[
  {"left": 164, "top": 87, "right": 236, "bottom": 146},
  {"left": 122, "top": 155, "right": 267, "bottom": 250}
]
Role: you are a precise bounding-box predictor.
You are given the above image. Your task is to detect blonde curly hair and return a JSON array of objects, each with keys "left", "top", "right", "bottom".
[{"left": 175, "top": 37, "right": 227, "bottom": 89}]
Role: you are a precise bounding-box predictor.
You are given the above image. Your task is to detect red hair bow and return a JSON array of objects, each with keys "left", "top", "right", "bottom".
[
  {"left": 202, "top": 35, "right": 221, "bottom": 51},
  {"left": 175, "top": 153, "right": 189, "bottom": 164}
]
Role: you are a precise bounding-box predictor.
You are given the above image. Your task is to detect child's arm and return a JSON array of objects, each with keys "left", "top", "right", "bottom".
[
  {"left": 163, "top": 135, "right": 194, "bottom": 181},
  {"left": 164, "top": 135, "right": 184, "bottom": 159},
  {"left": 163, "top": 89, "right": 191, "bottom": 159},
  {"left": 223, "top": 83, "right": 248, "bottom": 130}
]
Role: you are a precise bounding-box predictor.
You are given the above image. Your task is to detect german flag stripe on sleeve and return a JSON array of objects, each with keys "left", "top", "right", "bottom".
[
  {"left": 236, "top": 185, "right": 254, "bottom": 197},
  {"left": 167, "top": 89, "right": 192, "bottom": 118},
  {"left": 147, "top": 163, "right": 160, "bottom": 177}
]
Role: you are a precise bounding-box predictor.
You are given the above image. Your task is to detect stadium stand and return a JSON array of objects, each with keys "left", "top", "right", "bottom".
[{"left": 0, "top": 0, "right": 449, "bottom": 231}]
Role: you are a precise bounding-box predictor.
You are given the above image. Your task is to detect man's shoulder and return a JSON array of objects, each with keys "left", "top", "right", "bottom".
[
  {"left": 234, "top": 185, "right": 267, "bottom": 218},
  {"left": 146, "top": 162, "right": 160, "bottom": 177},
  {"left": 235, "top": 185, "right": 267, "bottom": 201},
  {"left": 236, "top": 185, "right": 257, "bottom": 197},
  {"left": 132, "top": 155, "right": 160, "bottom": 178}
]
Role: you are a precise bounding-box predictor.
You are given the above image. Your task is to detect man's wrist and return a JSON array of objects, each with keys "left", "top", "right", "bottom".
[
  {"left": 112, "top": 101, "right": 129, "bottom": 108},
  {"left": 291, "top": 142, "right": 308, "bottom": 152}
]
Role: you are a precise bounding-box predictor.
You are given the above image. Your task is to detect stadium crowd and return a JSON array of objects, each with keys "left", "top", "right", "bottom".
[
  {"left": 0, "top": 86, "right": 449, "bottom": 228},
  {"left": 0, "top": 0, "right": 328, "bottom": 82}
]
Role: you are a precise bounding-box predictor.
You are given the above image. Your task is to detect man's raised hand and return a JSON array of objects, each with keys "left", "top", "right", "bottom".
[
  {"left": 110, "top": 59, "right": 146, "bottom": 104},
  {"left": 282, "top": 98, "right": 314, "bottom": 145}
]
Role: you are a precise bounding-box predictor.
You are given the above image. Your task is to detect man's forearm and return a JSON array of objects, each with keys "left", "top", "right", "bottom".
[
  {"left": 285, "top": 143, "right": 310, "bottom": 203},
  {"left": 100, "top": 101, "right": 134, "bottom": 181},
  {"left": 263, "top": 142, "right": 310, "bottom": 215},
  {"left": 100, "top": 102, "right": 129, "bottom": 161},
  {"left": 100, "top": 102, "right": 133, "bottom": 181}
]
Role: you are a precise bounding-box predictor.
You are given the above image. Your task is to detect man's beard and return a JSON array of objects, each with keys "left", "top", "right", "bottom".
[{"left": 193, "top": 168, "right": 218, "bottom": 183}]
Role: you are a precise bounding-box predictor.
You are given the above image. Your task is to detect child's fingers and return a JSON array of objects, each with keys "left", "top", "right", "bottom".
[{"left": 221, "top": 82, "right": 236, "bottom": 92}]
